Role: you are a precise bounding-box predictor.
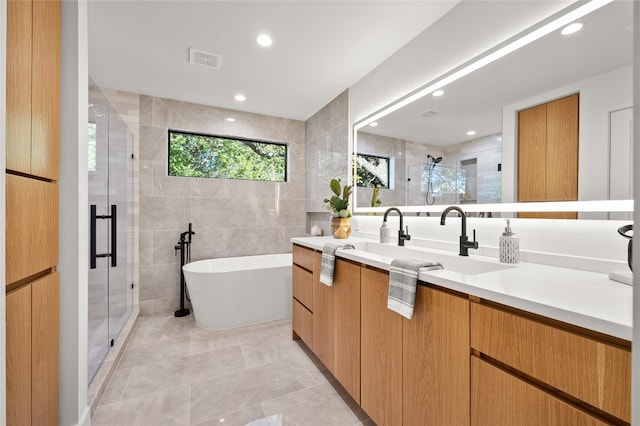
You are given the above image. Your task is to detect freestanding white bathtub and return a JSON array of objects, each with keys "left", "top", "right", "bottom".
[{"left": 182, "top": 253, "right": 293, "bottom": 330}]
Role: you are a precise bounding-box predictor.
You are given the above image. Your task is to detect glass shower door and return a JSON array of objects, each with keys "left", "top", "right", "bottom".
[{"left": 88, "top": 80, "right": 133, "bottom": 383}]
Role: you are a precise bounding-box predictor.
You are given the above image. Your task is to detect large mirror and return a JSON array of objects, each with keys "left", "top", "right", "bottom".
[{"left": 353, "top": 0, "right": 633, "bottom": 219}]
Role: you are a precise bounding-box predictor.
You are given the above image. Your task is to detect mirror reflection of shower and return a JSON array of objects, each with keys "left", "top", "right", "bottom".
[{"left": 425, "top": 154, "right": 442, "bottom": 205}]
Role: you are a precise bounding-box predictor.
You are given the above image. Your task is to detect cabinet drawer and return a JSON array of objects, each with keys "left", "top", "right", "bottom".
[
  {"left": 293, "top": 244, "right": 314, "bottom": 271},
  {"left": 293, "top": 298, "right": 313, "bottom": 348},
  {"left": 471, "top": 303, "right": 631, "bottom": 422},
  {"left": 471, "top": 356, "right": 608, "bottom": 426},
  {"left": 293, "top": 264, "right": 313, "bottom": 310},
  {"left": 6, "top": 175, "right": 58, "bottom": 284}
]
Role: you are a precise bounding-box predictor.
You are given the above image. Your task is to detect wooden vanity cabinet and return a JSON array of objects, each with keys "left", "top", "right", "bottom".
[
  {"left": 292, "top": 244, "right": 314, "bottom": 347},
  {"left": 403, "top": 285, "right": 470, "bottom": 426},
  {"left": 471, "top": 356, "right": 608, "bottom": 426},
  {"left": 291, "top": 245, "right": 361, "bottom": 403},
  {"left": 360, "top": 266, "right": 402, "bottom": 426},
  {"left": 333, "top": 259, "right": 361, "bottom": 403},
  {"left": 471, "top": 301, "right": 631, "bottom": 424},
  {"left": 312, "top": 251, "right": 334, "bottom": 372}
]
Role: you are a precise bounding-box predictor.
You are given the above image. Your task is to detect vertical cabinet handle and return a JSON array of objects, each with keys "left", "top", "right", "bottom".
[{"left": 89, "top": 204, "right": 117, "bottom": 269}]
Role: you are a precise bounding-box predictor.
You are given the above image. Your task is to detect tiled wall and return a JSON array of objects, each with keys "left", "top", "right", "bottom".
[
  {"left": 100, "top": 88, "right": 141, "bottom": 309},
  {"left": 305, "top": 90, "right": 350, "bottom": 236},
  {"left": 139, "top": 95, "right": 306, "bottom": 315}
]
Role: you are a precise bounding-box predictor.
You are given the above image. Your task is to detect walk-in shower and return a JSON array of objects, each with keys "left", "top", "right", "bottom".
[{"left": 88, "top": 79, "right": 134, "bottom": 383}]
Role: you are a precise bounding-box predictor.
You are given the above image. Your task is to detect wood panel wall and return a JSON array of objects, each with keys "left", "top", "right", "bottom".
[{"left": 6, "top": 0, "right": 61, "bottom": 424}]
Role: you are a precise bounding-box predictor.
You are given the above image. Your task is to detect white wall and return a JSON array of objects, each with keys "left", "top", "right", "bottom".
[
  {"left": 59, "top": 1, "right": 90, "bottom": 425},
  {"left": 0, "top": 0, "right": 7, "bottom": 422},
  {"left": 501, "top": 65, "right": 633, "bottom": 205}
]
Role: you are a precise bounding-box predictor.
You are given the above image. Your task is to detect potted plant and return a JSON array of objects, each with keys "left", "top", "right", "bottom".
[{"left": 324, "top": 178, "right": 353, "bottom": 239}]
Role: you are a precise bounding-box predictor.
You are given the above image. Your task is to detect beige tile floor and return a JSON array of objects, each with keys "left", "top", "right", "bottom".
[{"left": 92, "top": 315, "right": 373, "bottom": 426}]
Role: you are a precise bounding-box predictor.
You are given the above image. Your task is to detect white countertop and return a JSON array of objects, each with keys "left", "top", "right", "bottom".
[{"left": 291, "top": 236, "right": 633, "bottom": 341}]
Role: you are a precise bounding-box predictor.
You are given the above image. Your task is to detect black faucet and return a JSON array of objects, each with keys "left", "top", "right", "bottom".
[
  {"left": 440, "top": 206, "right": 478, "bottom": 256},
  {"left": 383, "top": 207, "right": 411, "bottom": 246}
]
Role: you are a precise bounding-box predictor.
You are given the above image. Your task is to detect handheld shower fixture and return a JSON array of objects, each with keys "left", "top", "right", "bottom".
[
  {"left": 425, "top": 154, "right": 443, "bottom": 205},
  {"left": 427, "top": 154, "right": 443, "bottom": 164}
]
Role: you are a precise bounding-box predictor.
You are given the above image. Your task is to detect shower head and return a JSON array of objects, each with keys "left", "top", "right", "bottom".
[{"left": 427, "top": 154, "right": 443, "bottom": 164}]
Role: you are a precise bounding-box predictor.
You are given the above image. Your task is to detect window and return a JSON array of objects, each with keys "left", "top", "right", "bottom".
[
  {"left": 168, "top": 130, "right": 287, "bottom": 182},
  {"left": 356, "top": 153, "right": 390, "bottom": 188}
]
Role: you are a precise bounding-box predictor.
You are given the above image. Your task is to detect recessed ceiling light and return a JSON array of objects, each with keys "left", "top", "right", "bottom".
[
  {"left": 234, "top": 94, "right": 246, "bottom": 102},
  {"left": 561, "top": 22, "right": 583, "bottom": 35},
  {"left": 257, "top": 34, "right": 272, "bottom": 47},
  {"left": 467, "top": 130, "right": 476, "bottom": 136},
  {"left": 226, "top": 117, "right": 236, "bottom": 122},
  {"left": 369, "top": 122, "right": 378, "bottom": 127},
  {"left": 432, "top": 90, "right": 445, "bottom": 97}
]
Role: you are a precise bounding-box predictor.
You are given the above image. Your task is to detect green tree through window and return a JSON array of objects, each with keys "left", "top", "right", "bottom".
[{"left": 168, "top": 130, "right": 287, "bottom": 182}]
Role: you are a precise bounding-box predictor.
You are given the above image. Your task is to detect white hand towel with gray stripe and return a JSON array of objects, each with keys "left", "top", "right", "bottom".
[
  {"left": 319, "top": 242, "right": 355, "bottom": 286},
  {"left": 388, "top": 259, "right": 443, "bottom": 319}
]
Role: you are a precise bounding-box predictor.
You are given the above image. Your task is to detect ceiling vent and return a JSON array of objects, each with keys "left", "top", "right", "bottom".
[
  {"left": 189, "top": 48, "right": 223, "bottom": 70},
  {"left": 418, "top": 109, "right": 439, "bottom": 118}
]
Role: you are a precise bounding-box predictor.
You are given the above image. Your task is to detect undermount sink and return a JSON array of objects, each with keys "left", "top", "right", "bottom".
[{"left": 350, "top": 241, "right": 515, "bottom": 276}]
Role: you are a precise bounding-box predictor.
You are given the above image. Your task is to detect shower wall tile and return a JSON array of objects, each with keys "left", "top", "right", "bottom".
[
  {"left": 256, "top": 199, "right": 306, "bottom": 228},
  {"left": 189, "top": 229, "right": 227, "bottom": 262},
  {"left": 191, "top": 197, "right": 259, "bottom": 230},
  {"left": 139, "top": 231, "right": 153, "bottom": 266},
  {"left": 190, "top": 178, "right": 227, "bottom": 198},
  {"left": 226, "top": 180, "right": 256, "bottom": 199},
  {"left": 140, "top": 196, "right": 191, "bottom": 231},
  {"left": 225, "top": 228, "right": 287, "bottom": 257},
  {"left": 139, "top": 126, "right": 166, "bottom": 162},
  {"left": 139, "top": 95, "right": 153, "bottom": 127},
  {"left": 138, "top": 94, "right": 306, "bottom": 315},
  {"left": 151, "top": 97, "right": 226, "bottom": 133},
  {"left": 304, "top": 90, "right": 349, "bottom": 214},
  {"left": 139, "top": 161, "right": 153, "bottom": 197},
  {"left": 281, "top": 172, "right": 305, "bottom": 200},
  {"left": 139, "top": 263, "right": 180, "bottom": 300},
  {"left": 152, "top": 230, "right": 184, "bottom": 266},
  {"left": 152, "top": 162, "right": 190, "bottom": 196}
]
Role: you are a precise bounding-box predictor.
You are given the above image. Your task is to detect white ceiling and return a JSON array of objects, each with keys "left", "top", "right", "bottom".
[
  {"left": 88, "top": 1, "right": 460, "bottom": 121},
  {"left": 361, "top": 0, "right": 634, "bottom": 146}
]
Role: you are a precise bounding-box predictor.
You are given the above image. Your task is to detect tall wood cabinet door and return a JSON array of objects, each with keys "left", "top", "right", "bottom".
[
  {"left": 31, "top": 272, "right": 59, "bottom": 425},
  {"left": 360, "top": 267, "right": 402, "bottom": 426},
  {"left": 546, "top": 94, "right": 578, "bottom": 201},
  {"left": 6, "top": 175, "right": 59, "bottom": 284},
  {"left": 403, "top": 286, "right": 470, "bottom": 426},
  {"left": 333, "top": 259, "right": 361, "bottom": 403},
  {"left": 31, "top": 0, "right": 61, "bottom": 180},
  {"left": 518, "top": 103, "right": 547, "bottom": 202},
  {"left": 6, "top": 0, "right": 33, "bottom": 174},
  {"left": 471, "top": 357, "right": 608, "bottom": 426},
  {"left": 312, "top": 251, "right": 334, "bottom": 373},
  {"left": 7, "top": 284, "right": 32, "bottom": 426}
]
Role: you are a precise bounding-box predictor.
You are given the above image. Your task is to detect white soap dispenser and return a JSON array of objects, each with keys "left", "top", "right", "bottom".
[
  {"left": 380, "top": 221, "right": 391, "bottom": 243},
  {"left": 499, "top": 219, "right": 519, "bottom": 264}
]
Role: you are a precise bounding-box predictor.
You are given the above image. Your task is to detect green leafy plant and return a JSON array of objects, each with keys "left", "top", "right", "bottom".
[{"left": 324, "top": 178, "right": 353, "bottom": 218}]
